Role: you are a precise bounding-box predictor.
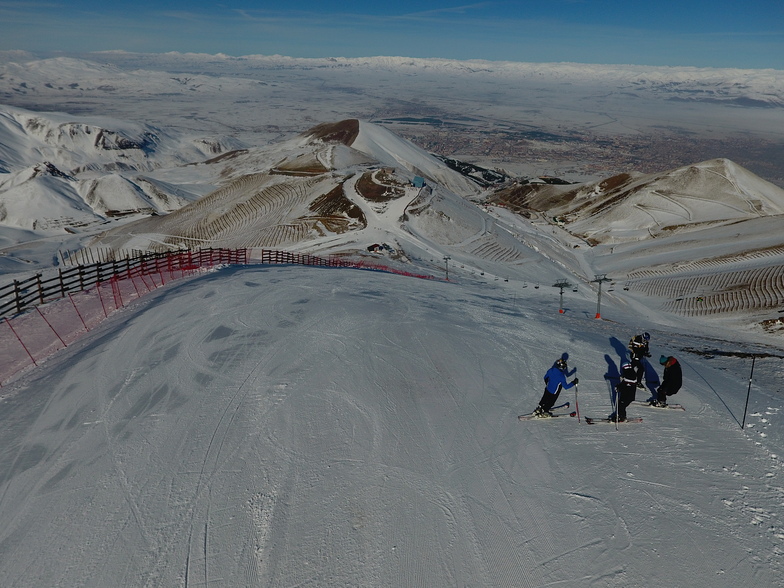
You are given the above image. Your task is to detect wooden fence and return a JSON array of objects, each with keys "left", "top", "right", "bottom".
[{"left": 1, "top": 248, "right": 248, "bottom": 319}]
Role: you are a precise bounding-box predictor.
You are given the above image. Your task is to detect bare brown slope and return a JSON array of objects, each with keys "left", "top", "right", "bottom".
[{"left": 305, "top": 120, "right": 360, "bottom": 146}]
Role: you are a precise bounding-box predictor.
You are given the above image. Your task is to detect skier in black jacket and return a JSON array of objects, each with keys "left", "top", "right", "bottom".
[
  {"left": 652, "top": 355, "right": 682, "bottom": 407},
  {"left": 628, "top": 332, "right": 651, "bottom": 388},
  {"left": 609, "top": 362, "right": 638, "bottom": 422}
]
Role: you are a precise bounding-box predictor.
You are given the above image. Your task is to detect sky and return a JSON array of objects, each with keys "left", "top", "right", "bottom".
[{"left": 1, "top": 0, "right": 783, "bottom": 69}]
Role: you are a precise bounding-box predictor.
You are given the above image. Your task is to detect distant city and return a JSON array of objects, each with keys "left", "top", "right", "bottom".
[{"left": 388, "top": 122, "right": 783, "bottom": 185}]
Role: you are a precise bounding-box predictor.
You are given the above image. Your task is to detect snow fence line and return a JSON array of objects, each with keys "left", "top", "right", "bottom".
[{"left": 0, "top": 248, "right": 436, "bottom": 387}]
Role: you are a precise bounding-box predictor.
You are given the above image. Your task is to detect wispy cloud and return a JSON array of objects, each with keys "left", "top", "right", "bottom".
[{"left": 399, "top": 2, "right": 494, "bottom": 18}]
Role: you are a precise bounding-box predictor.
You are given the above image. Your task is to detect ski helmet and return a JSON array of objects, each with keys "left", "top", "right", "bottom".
[
  {"left": 556, "top": 358, "right": 567, "bottom": 370},
  {"left": 659, "top": 355, "right": 668, "bottom": 365},
  {"left": 643, "top": 332, "right": 650, "bottom": 341}
]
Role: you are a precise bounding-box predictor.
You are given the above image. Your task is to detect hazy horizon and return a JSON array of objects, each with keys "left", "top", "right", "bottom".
[{"left": 1, "top": 1, "right": 783, "bottom": 69}]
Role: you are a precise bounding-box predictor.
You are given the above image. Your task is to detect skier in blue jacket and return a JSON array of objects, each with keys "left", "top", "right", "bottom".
[{"left": 534, "top": 356, "right": 578, "bottom": 417}]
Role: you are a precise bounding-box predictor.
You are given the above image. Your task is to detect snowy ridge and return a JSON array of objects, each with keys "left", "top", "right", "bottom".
[
  {"left": 0, "top": 105, "right": 242, "bottom": 232},
  {"left": 351, "top": 121, "right": 481, "bottom": 196},
  {"left": 522, "top": 158, "right": 784, "bottom": 244},
  {"left": 0, "top": 104, "right": 240, "bottom": 171}
]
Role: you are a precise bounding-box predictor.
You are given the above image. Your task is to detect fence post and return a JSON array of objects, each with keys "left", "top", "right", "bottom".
[
  {"left": 5, "top": 316, "right": 37, "bottom": 366},
  {"left": 97, "top": 282, "right": 109, "bottom": 318},
  {"left": 112, "top": 277, "right": 123, "bottom": 309},
  {"left": 35, "top": 274, "right": 44, "bottom": 304},
  {"left": 14, "top": 279, "right": 23, "bottom": 315},
  {"left": 36, "top": 306, "right": 67, "bottom": 348},
  {"left": 68, "top": 292, "right": 89, "bottom": 332}
]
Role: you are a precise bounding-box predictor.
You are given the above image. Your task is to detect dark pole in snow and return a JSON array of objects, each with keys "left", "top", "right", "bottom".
[
  {"left": 592, "top": 274, "right": 611, "bottom": 319},
  {"left": 443, "top": 256, "right": 451, "bottom": 281},
  {"left": 741, "top": 355, "right": 756, "bottom": 430},
  {"left": 552, "top": 279, "right": 571, "bottom": 314}
]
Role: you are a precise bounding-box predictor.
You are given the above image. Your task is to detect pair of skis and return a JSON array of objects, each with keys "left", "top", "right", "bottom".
[
  {"left": 584, "top": 416, "right": 643, "bottom": 425},
  {"left": 517, "top": 402, "right": 576, "bottom": 421},
  {"left": 632, "top": 400, "right": 686, "bottom": 411},
  {"left": 585, "top": 399, "right": 686, "bottom": 424},
  {"left": 583, "top": 401, "right": 686, "bottom": 424}
]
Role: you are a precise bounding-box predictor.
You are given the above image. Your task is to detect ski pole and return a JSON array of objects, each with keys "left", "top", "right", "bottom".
[
  {"left": 741, "top": 355, "right": 756, "bottom": 430},
  {"left": 613, "top": 384, "right": 618, "bottom": 431},
  {"left": 575, "top": 384, "right": 580, "bottom": 423}
]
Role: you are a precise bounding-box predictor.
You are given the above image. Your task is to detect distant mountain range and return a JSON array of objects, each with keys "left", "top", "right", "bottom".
[
  {"left": 3, "top": 51, "right": 783, "bottom": 193},
  {"left": 2, "top": 103, "right": 784, "bottom": 337},
  {"left": 3, "top": 52, "right": 782, "bottom": 109}
]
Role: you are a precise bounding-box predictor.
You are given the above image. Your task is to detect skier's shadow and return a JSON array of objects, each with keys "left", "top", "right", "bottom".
[{"left": 604, "top": 353, "right": 620, "bottom": 407}]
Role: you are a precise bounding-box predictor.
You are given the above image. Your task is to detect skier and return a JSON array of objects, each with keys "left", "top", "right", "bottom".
[
  {"left": 651, "top": 355, "right": 682, "bottom": 407},
  {"left": 608, "top": 362, "right": 637, "bottom": 422},
  {"left": 534, "top": 357, "right": 578, "bottom": 418},
  {"left": 628, "top": 332, "right": 651, "bottom": 388}
]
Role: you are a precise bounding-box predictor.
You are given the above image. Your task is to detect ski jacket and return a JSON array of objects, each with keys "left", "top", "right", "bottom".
[
  {"left": 543, "top": 364, "right": 576, "bottom": 395},
  {"left": 628, "top": 336, "right": 650, "bottom": 360},
  {"left": 658, "top": 357, "right": 682, "bottom": 395},
  {"left": 618, "top": 365, "right": 637, "bottom": 389}
]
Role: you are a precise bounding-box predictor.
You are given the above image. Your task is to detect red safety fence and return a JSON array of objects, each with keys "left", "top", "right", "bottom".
[
  {"left": 252, "top": 249, "right": 437, "bottom": 280},
  {"left": 0, "top": 248, "right": 246, "bottom": 386},
  {"left": 0, "top": 247, "right": 436, "bottom": 387}
]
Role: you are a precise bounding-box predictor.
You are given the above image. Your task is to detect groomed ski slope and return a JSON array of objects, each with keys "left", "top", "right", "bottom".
[{"left": 0, "top": 265, "right": 782, "bottom": 587}]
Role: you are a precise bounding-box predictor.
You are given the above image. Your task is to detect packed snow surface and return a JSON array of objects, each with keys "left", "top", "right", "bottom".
[{"left": 0, "top": 265, "right": 782, "bottom": 587}]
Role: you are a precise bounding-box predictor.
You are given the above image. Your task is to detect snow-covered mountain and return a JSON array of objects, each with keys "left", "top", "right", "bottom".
[
  {"left": 3, "top": 104, "right": 784, "bottom": 340},
  {"left": 0, "top": 104, "right": 241, "bottom": 172},
  {"left": 3, "top": 52, "right": 783, "bottom": 186},
  {"left": 0, "top": 105, "right": 244, "bottom": 233},
  {"left": 493, "top": 158, "right": 784, "bottom": 244},
  {"left": 84, "top": 119, "right": 493, "bottom": 261}
]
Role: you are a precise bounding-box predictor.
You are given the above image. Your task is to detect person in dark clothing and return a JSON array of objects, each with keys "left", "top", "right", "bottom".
[
  {"left": 628, "top": 332, "right": 651, "bottom": 388},
  {"left": 652, "top": 355, "right": 682, "bottom": 407},
  {"left": 534, "top": 357, "right": 578, "bottom": 417},
  {"left": 609, "top": 362, "right": 637, "bottom": 422}
]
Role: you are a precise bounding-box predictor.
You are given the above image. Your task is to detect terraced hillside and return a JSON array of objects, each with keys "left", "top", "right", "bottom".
[{"left": 94, "top": 172, "right": 366, "bottom": 252}]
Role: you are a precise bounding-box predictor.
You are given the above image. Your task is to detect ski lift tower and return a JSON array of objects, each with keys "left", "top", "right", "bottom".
[
  {"left": 443, "top": 256, "right": 451, "bottom": 281},
  {"left": 552, "top": 279, "right": 572, "bottom": 314},
  {"left": 592, "top": 274, "right": 612, "bottom": 319}
]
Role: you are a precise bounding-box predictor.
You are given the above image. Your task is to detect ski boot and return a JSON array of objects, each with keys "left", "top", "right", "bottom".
[{"left": 534, "top": 407, "right": 552, "bottom": 418}]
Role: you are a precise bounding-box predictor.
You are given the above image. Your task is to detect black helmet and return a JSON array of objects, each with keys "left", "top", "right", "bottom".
[
  {"left": 643, "top": 332, "right": 650, "bottom": 341},
  {"left": 556, "top": 358, "right": 567, "bottom": 370}
]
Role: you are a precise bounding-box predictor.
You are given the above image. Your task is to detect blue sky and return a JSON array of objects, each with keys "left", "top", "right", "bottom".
[{"left": 1, "top": 1, "right": 782, "bottom": 69}]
